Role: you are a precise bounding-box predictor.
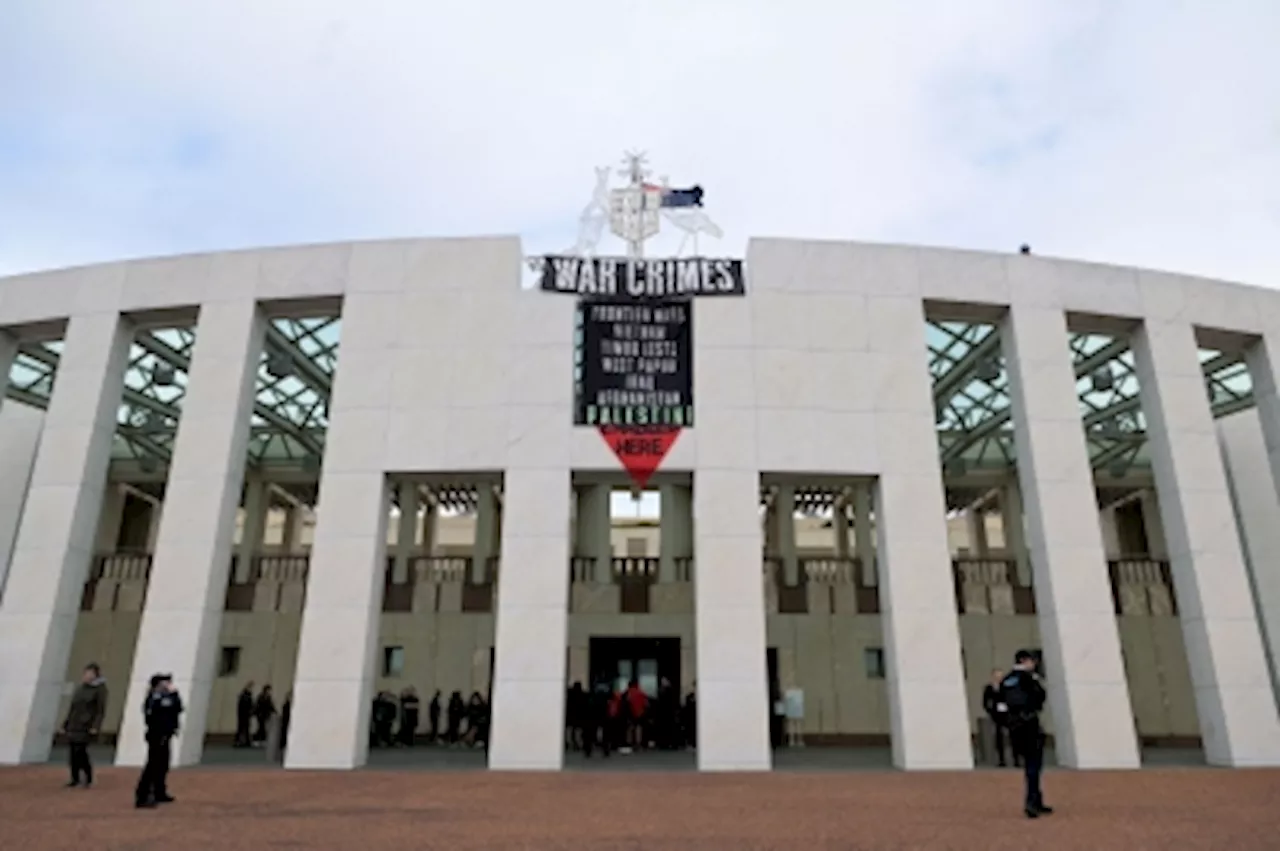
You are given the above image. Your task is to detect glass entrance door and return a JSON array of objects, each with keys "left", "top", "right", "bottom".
[
  {"left": 611, "top": 657, "right": 659, "bottom": 696},
  {"left": 589, "top": 637, "right": 681, "bottom": 697}
]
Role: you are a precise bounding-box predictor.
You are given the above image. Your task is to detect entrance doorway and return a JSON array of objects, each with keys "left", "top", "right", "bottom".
[{"left": 588, "top": 637, "right": 681, "bottom": 697}]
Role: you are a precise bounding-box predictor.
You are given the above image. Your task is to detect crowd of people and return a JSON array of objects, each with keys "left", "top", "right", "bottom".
[
  {"left": 234, "top": 682, "right": 290, "bottom": 749},
  {"left": 370, "top": 688, "right": 490, "bottom": 748},
  {"left": 564, "top": 677, "right": 695, "bottom": 756},
  {"left": 58, "top": 651, "right": 1052, "bottom": 819}
]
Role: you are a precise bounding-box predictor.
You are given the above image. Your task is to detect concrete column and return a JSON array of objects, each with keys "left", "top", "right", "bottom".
[
  {"left": 115, "top": 301, "right": 265, "bottom": 767},
  {"left": 94, "top": 485, "right": 127, "bottom": 552},
  {"left": 144, "top": 499, "right": 162, "bottom": 552},
  {"left": 236, "top": 478, "right": 267, "bottom": 583},
  {"left": 658, "top": 484, "right": 692, "bottom": 582},
  {"left": 1001, "top": 482, "right": 1032, "bottom": 586},
  {"left": 420, "top": 501, "right": 437, "bottom": 555},
  {"left": 282, "top": 505, "right": 306, "bottom": 553},
  {"left": 853, "top": 485, "right": 876, "bottom": 585},
  {"left": 833, "top": 502, "right": 851, "bottom": 559},
  {"left": 489, "top": 468, "right": 572, "bottom": 770},
  {"left": 394, "top": 482, "right": 418, "bottom": 583},
  {"left": 1138, "top": 491, "right": 1167, "bottom": 558},
  {"left": 694, "top": 469, "right": 771, "bottom": 770},
  {"left": 0, "top": 399, "right": 42, "bottom": 602},
  {"left": 871, "top": 295, "right": 971, "bottom": 770},
  {"left": 472, "top": 485, "right": 499, "bottom": 584},
  {"left": 1000, "top": 306, "right": 1139, "bottom": 769},
  {"left": 0, "top": 331, "right": 14, "bottom": 395},
  {"left": 776, "top": 486, "right": 799, "bottom": 585},
  {"left": 967, "top": 510, "right": 989, "bottom": 557},
  {"left": 578, "top": 484, "right": 612, "bottom": 584},
  {"left": 1098, "top": 506, "right": 1122, "bottom": 559},
  {"left": 1216, "top": 410, "right": 1280, "bottom": 713},
  {"left": 1132, "top": 319, "right": 1280, "bottom": 765},
  {"left": 286, "top": 286, "right": 399, "bottom": 771},
  {"left": 0, "top": 313, "right": 132, "bottom": 764}
]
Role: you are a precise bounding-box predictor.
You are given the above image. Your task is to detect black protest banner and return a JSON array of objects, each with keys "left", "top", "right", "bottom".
[{"left": 574, "top": 299, "right": 693, "bottom": 427}]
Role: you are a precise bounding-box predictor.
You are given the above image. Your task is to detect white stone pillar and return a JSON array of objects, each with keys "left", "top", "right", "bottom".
[
  {"left": 420, "top": 501, "right": 437, "bottom": 555},
  {"left": 472, "top": 485, "right": 499, "bottom": 584},
  {"left": 236, "top": 478, "right": 267, "bottom": 583},
  {"left": 143, "top": 499, "right": 162, "bottom": 552},
  {"left": 282, "top": 505, "right": 306, "bottom": 553},
  {"left": 115, "top": 301, "right": 265, "bottom": 767},
  {"left": 0, "top": 399, "right": 42, "bottom": 602},
  {"left": 658, "top": 484, "right": 690, "bottom": 582},
  {"left": 1216, "top": 411, "right": 1280, "bottom": 712},
  {"left": 853, "top": 485, "right": 875, "bottom": 584},
  {"left": 776, "top": 486, "right": 800, "bottom": 585},
  {"left": 870, "top": 295, "right": 971, "bottom": 770},
  {"left": 286, "top": 286, "right": 398, "bottom": 771},
  {"left": 1138, "top": 491, "right": 1168, "bottom": 558},
  {"left": 0, "top": 313, "right": 132, "bottom": 764},
  {"left": 694, "top": 469, "right": 771, "bottom": 770},
  {"left": 1098, "top": 506, "right": 1122, "bottom": 559},
  {"left": 1132, "top": 319, "right": 1280, "bottom": 766},
  {"left": 579, "top": 484, "right": 612, "bottom": 583},
  {"left": 488, "top": 468, "right": 572, "bottom": 769},
  {"left": 966, "top": 510, "right": 989, "bottom": 557},
  {"left": 94, "top": 484, "right": 127, "bottom": 553},
  {"left": 833, "top": 502, "right": 851, "bottom": 559},
  {"left": 394, "top": 482, "right": 418, "bottom": 583},
  {"left": 1001, "top": 481, "right": 1031, "bottom": 585},
  {"left": 1000, "top": 306, "right": 1140, "bottom": 769},
  {"left": 0, "top": 332, "right": 15, "bottom": 396}
]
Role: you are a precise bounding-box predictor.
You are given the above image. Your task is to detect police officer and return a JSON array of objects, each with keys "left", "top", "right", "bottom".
[
  {"left": 999, "top": 650, "right": 1053, "bottom": 819},
  {"left": 135, "top": 673, "right": 183, "bottom": 809}
]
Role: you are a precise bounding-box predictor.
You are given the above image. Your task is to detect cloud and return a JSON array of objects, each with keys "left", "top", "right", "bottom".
[{"left": 0, "top": 0, "right": 1276, "bottom": 286}]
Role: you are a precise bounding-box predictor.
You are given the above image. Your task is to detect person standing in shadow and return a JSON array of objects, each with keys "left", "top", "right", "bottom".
[
  {"left": 656, "top": 678, "right": 679, "bottom": 750},
  {"left": 63, "top": 662, "right": 108, "bottom": 788},
  {"left": 446, "top": 691, "right": 465, "bottom": 745},
  {"left": 566, "top": 682, "right": 585, "bottom": 751},
  {"left": 399, "top": 687, "right": 421, "bottom": 747},
  {"left": 682, "top": 685, "right": 697, "bottom": 750},
  {"left": 234, "top": 681, "right": 254, "bottom": 748},
  {"left": 983, "top": 669, "right": 1019, "bottom": 768},
  {"left": 583, "top": 681, "right": 612, "bottom": 759},
  {"left": 135, "top": 673, "right": 182, "bottom": 809},
  {"left": 427, "top": 690, "right": 442, "bottom": 744},
  {"left": 280, "top": 691, "right": 293, "bottom": 752},
  {"left": 252, "top": 685, "right": 276, "bottom": 747}
]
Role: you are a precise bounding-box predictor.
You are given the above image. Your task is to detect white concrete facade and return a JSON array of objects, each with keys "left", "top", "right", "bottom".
[{"left": 1, "top": 238, "right": 1280, "bottom": 770}]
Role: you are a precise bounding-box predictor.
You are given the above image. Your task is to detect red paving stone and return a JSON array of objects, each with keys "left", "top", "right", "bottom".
[{"left": 1, "top": 764, "right": 1278, "bottom": 850}]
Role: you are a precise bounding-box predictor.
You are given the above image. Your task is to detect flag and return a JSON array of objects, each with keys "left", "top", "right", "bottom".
[{"left": 643, "top": 183, "right": 704, "bottom": 208}]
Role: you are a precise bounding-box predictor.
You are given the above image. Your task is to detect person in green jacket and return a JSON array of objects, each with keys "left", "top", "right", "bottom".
[{"left": 63, "top": 662, "right": 108, "bottom": 788}]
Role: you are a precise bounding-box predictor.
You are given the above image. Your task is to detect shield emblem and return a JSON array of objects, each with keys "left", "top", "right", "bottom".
[{"left": 608, "top": 185, "right": 662, "bottom": 243}]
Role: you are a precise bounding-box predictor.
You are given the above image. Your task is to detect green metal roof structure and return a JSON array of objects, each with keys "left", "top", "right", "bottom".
[{"left": 3, "top": 316, "right": 1255, "bottom": 481}]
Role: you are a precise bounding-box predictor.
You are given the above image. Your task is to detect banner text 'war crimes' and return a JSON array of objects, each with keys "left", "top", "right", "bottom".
[{"left": 540, "top": 255, "right": 744, "bottom": 299}]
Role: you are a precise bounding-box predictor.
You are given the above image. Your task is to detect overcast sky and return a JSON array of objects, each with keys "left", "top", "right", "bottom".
[{"left": 0, "top": 1, "right": 1277, "bottom": 285}]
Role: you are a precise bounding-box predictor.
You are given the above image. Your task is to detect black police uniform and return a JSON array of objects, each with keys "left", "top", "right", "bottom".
[
  {"left": 999, "top": 667, "right": 1051, "bottom": 817},
  {"left": 135, "top": 678, "right": 183, "bottom": 808}
]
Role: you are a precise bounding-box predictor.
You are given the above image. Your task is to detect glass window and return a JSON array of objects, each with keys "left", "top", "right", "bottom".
[
  {"left": 218, "top": 646, "right": 241, "bottom": 678},
  {"left": 864, "top": 647, "right": 886, "bottom": 679},
  {"left": 382, "top": 646, "right": 405, "bottom": 678}
]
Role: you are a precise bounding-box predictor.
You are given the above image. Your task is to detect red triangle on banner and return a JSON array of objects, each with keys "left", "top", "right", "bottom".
[{"left": 599, "top": 426, "right": 682, "bottom": 490}]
